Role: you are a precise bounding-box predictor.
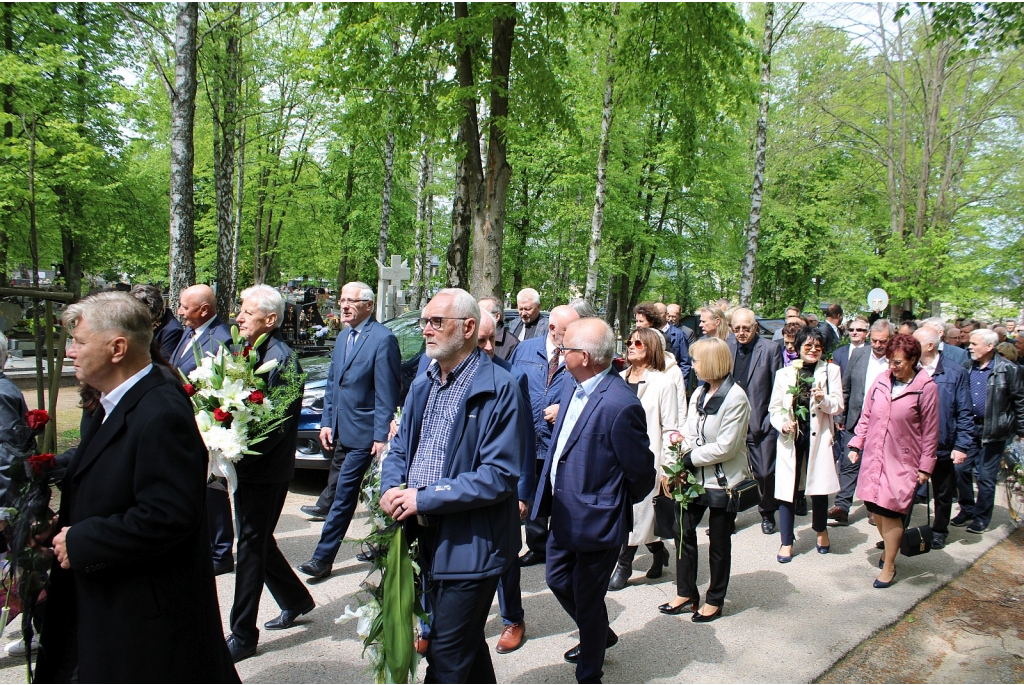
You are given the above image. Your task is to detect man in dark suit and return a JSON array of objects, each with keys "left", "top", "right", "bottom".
[
  {"left": 921, "top": 317, "right": 968, "bottom": 368},
  {"left": 480, "top": 296, "right": 519, "bottom": 361},
  {"left": 381, "top": 289, "right": 522, "bottom": 682},
  {"left": 819, "top": 303, "right": 843, "bottom": 355},
  {"left": 666, "top": 303, "right": 697, "bottom": 346},
  {"left": 510, "top": 305, "right": 580, "bottom": 566},
  {"left": 730, "top": 308, "right": 785, "bottom": 533},
  {"left": 653, "top": 302, "right": 692, "bottom": 382},
  {"left": 831, "top": 315, "right": 870, "bottom": 378},
  {"left": 830, "top": 320, "right": 892, "bottom": 523},
  {"left": 173, "top": 284, "right": 236, "bottom": 574},
  {"left": 509, "top": 288, "right": 549, "bottom": 341},
  {"left": 534, "top": 318, "right": 654, "bottom": 684},
  {"left": 40, "top": 292, "right": 237, "bottom": 683},
  {"left": 227, "top": 285, "right": 314, "bottom": 662},
  {"left": 297, "top": 282, "right": 401, "bottom": 578}
]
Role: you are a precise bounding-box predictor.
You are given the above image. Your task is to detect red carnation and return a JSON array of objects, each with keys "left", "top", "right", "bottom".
[
  {"left": 25, "top": 409, "right": 50, "bottom": 431},
  {"left": 27, "top": 453, "right": 56, "bottom": 475},
  {"left": 247, "top": 390, "right": 264, "bottom": 405},
  {"left": 213, "top": 408, "right": 232, "bottom": 423},
  {"left": 184, "top": 384, "right": 197, "bottom": 397}
]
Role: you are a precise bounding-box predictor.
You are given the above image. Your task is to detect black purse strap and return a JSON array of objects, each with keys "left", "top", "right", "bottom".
[
  {"left": 713, "top": 463, "right": 730, "bottom": 490},
  {"left": 903, "top": 479, "right": 931, "bottom": 528}
]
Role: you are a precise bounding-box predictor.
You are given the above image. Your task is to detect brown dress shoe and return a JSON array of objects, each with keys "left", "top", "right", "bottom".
[
  {"left": 415, "top": 637, "right": 429, "bottom": 656},
  {"left": 827, "top": 506, "right": 849, "bottom": 524},
  {"left": 495, "top": 622, "right": 525, "bottom": 654}
]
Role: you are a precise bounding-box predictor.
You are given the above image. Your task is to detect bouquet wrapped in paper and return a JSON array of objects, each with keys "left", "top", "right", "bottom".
[{"left": 181, "top": 327, "right": 302, "bottom": 493}]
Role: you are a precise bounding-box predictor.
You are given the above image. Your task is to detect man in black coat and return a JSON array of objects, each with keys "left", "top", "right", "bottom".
[
  {"left": 39, "top": 291, "right": 237, "bottom": 683},
  {"left": 729, "top": 308, "right": 785, "bottom": 533},
  {"left": 226, "top": 285, "right": 314, "bottom": 662}
]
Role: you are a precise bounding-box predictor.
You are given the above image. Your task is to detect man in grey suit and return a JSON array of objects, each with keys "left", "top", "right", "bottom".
[
  {"left": 729, "top": 309, "right": 785, "bottom": 533},
  {"left": 509, "top": 288, "right": 549, "bottom": 341},
  {"left": 829, "top": 319, "right": 892, "bottom": 523}
]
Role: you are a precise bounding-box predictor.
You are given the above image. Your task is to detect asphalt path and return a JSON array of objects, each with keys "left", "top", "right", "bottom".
[{"left": 0, "top": 469, "right": 1015, "bottom": 683}]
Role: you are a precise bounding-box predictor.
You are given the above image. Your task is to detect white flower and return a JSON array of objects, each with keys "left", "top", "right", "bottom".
[
  {"left": 791, "top": 360, "right": 803, "bottom": 371},
  {"left": 202, "top": 425, "right": 247, "bottom": 462},
  {"left": 335, "top": 603, "right": 377, "bottom": 639},
  {"left": 254, "top": 359, "right": 279, "bottom": 375},
  {"left": 213, "top": 378, "right": 250, "bottom": 411},
  {"left": 232, "top": 407, "right": 253, "bottom": 426},
  {"left": 196, "top": 410, "right": 214, "bottom": 432},
  {"left": 188, "top": 361, "right": 215, "bottom": 384}
]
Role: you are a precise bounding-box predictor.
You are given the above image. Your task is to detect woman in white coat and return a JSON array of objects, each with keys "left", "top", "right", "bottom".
[
  {"left": 608, "top": 327, "right": 681, "bottom": 591},
  {"left": 768, "top": 326, "right": 844, "bottom": 562}
]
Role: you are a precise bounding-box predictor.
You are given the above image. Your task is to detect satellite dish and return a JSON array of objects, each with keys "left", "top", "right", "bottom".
[{"left": 867, "top": 288, "right": 889, "bottom": 314}]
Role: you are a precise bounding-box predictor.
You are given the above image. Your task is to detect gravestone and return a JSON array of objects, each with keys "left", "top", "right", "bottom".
[{"left": 376, "top": 255, "right": 411, "bottom": 321}]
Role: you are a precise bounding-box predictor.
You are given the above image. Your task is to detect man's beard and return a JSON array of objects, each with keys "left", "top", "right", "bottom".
[{"left": 426, "top": 334, "right": 463, "bottom": 361}]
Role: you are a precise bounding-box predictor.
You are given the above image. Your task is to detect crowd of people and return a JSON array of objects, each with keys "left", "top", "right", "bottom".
[{"left": 1, "top": 281, "right": 1023, "bottom": 684}]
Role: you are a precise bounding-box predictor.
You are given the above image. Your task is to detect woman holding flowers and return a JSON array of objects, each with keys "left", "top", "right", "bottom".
[
  {"left": 768, "top": 326, "right": 844, "bottom": 563},
  {"left": 608, "top": 327, "right": 681, "bottom": 591},
  {"left": 660, "top": 337, "right": 750, "bottom": 623}
]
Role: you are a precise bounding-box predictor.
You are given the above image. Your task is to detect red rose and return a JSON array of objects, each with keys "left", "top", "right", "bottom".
[
  {"left": 184, "top": 384, "right": 197, "bottom": 397},
  {"left": 247, "top": 390, "right": 264, "bottom": 405},
  {"left": 25, "top": 409, "right": 50, "bottom": 431},
  {"left": 213, "top": 408, "right": 232, "bottom": 423},
  {"left": 27, "top": 453, "right": 56, "bottom": 475}
]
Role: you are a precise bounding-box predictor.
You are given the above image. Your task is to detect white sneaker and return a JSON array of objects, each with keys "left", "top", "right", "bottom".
[{"left": 5, "top": 637, "right": 39, "bottom": 657}]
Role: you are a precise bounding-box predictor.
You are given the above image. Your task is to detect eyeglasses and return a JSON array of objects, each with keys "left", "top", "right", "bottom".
[
  {"left": 849, "top": 328, "right": 869, "bottom": 333},
  {"left": 419, "top": 316, "right": 468, "bottom": 331},
  {"left": 888, "top": 358, "right": 911, "bottom": 367},
  {"left": 625, "top": 339, "right": 645, "bottom": 348},
  {"left": 801, "top": 343, "right": 824, "bottom": 351},
  {"left": 557, "top": 346, "right": 586, "bottom": 356},
  {"left": 339, "top": 298, "right": 371, "bottom": 306},
  {"left": 733, "top": 325, "right": 755, "bottom": 332}
]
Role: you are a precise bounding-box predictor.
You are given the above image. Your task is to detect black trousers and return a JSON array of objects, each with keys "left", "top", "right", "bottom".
[
  {"left": 676, "top": 502, "right": 736, "bottom": 608},
  {"left": 932, "top": 457, "right": 957, "bottom": 535},
  {"left": 546, "top": 537, "right": 619, "bottom": 684},
  {"left": 315, "top": 446, "right": 344, "bottom": 511},
  {"left": 230, "top": 480, "right": 313, "bottom": 645},
  {"left": 207, "top": 485, "right": 234, "bottom": 565},
  {"left": 833, "top": 429, "right": 859, "bottom": 512},
  {"left": 524, "top": 460, "right": 549, "bottom": 555},
  {"left": 747, "top": 430, "right": 778, "bottom": 515}
]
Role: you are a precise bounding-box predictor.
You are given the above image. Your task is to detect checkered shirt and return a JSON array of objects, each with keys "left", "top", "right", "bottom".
[{"left": 407, "top": 348, "right": 482, "bottom": 489}]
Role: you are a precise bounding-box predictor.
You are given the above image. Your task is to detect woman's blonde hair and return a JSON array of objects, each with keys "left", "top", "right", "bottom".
[
  {"left": 690, "top": 337, "right": 733, "bottom": 382},
  {"left": 997, "top": 341, "right": 1018, "bottom": 362}
]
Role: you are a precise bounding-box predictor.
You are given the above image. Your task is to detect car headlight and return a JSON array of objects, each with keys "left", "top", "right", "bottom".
[{"left": 302, "top": 387, "right": 325, "bottom": 412}]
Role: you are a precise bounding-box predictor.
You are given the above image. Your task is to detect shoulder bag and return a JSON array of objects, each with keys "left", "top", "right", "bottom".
[{"left": 900, "top": 481, "right": 932, "bottom": 557}]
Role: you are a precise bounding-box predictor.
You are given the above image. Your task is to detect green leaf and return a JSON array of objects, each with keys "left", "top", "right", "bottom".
[{"left": 382, "top": 526, "right": 415, "bottom": 683}]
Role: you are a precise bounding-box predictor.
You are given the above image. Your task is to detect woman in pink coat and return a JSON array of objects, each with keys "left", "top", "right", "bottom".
[{"left": 848, "top": 335, "right": 939, "bottom": 589}]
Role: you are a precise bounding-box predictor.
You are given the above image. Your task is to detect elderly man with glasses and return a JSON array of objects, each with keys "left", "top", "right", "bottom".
[{"left": 297, "top": 282, "right": 401, "bottom": 579}]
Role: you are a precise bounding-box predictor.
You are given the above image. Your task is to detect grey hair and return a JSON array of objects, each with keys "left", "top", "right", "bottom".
[
  {"left": 914, "top": 327, "right": 941, "bottom": 346},
  {"left": 971, "top": 329, "right": 998, "bottom": 346},
  {"left": 870, "top": 319, "right": 894, "bottom": 335},
  {"left": 63, "top": 291, "right": 154, "bottom": 350},
  {"left": 516, "top": 288, "right": 540, "bottom": 306},
  {"left": 477, "top": 297, "right": 502, "bottom": 318},
  {"left": 239, "top": 284, "right": 285, "bottom": 325},
  {"left": 479, "top": 310, "right": 496, "bottom": 329},
  {"left": 344, "top": 281, "right": 375, "bottom": 302},
  {"left": 574, "top": 319, "right": 615, "bottom": 366},
  {"left": 0, "top": 332, "right": 7, "bottom": 368},
  {"left": 568, "top": 298, "right": 597, "bottom": 318},
  {"left": 920, "top": 317, "right": 946, "bottom": 336},
  {"left": 435, "top": 288, "right": 480, "bottom": 324}
]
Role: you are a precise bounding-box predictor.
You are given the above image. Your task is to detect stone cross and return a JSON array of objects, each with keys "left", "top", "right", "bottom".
[{"left": 376, "top": 254, "right": 412, "bottom": 321}]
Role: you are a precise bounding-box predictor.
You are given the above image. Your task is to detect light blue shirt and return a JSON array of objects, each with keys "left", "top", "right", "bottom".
[{"left": 550, "top": 367, "right": 611, "bottom": 488}]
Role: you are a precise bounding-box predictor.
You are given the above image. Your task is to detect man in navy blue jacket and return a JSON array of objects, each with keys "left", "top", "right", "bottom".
[
  {"left": 297, "top": 282, "right": 400, "bottom": 579},
  {"left": 509, "top": 305, "right": 580, "bottom": 566},
  {"left": 913, "top": 328, "right": 974, "bottom": 549},
  {"left": 381, "top": 289, "right": 522, "bottom": 683},
  {"left": 534, "top": 318, "right": 654, "bottom": 684}
]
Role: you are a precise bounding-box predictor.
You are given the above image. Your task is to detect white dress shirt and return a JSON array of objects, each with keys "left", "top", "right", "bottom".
[
  {"left": 550, "top": 367, "right": 610, "bottom": 487},
  {"left": 180, "top": 317, "right": 215, "bottom": 359},
  {"left": 865, "top": 353, "right": 889, "bottom": 396},
  {"left": 100, "top": 364, "right": 154, "bottom": 422}
]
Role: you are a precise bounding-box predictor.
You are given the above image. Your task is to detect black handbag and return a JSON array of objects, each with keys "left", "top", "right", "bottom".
[
  {"left": 900, "top": 481, "right": 932, "bottom": 557},
  {"left": 652, "top": 478, "right": 679, "bottom": 539},
  {"left": 700, "top": 464, "right": 760, "bottom": 513}
]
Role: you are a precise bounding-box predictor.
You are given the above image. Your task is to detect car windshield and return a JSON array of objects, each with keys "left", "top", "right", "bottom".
[
  {"left": 385, "top": 311, "right": 426, "bottom": 362},
  {"left": 297, "top": 354, "right": 331, "bottom": 382}
]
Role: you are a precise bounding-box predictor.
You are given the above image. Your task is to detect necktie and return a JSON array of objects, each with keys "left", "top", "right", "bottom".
[
  {"left": 346, "top": 328, "right": 357, "bottom": 359},
  {"left": 547, "top": 348, "right": 559, "bottom": 386},
  {"left": 178, "top": 327, "right": 195, "bottom": 360}
]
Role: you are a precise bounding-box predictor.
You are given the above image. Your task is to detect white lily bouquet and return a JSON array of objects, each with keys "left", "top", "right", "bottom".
[{"left": 180, "top": 327, "right": 303, "bottom": 493}]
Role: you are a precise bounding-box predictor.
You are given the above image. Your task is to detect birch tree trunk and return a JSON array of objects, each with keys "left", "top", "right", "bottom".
[
  {"left": 211, "top": 5, "right": 239, "bottom": 318},
  {"left": 584, "top": 3, "right": 618, "bottom": 306},
  {"left": 378, "top": 130, "right": 396, "bottom": 266},
  {"left": 410, "top": 137, "right": 430, "bottom": 308},
  {"left": 739, "top": 2, "right": 774, "bottom": 308},
  {"left": 168, "top": 2, "right": 198, "bottom": 313},
  {"left": 231, "top": 114, "right": 245, "bottom": 304}
]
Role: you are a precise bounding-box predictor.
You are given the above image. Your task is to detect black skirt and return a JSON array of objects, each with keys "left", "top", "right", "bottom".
[{"left": 864, "top": 500, "right": 908, "bottom": 520}]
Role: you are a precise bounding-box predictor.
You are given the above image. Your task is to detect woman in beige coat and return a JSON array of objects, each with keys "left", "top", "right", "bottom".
[
  {"left": 768, "top": 326, "right": 843, "bottom": 562},
  {"left": 608, "top": 327, "right": 681, "bottom": 591}
]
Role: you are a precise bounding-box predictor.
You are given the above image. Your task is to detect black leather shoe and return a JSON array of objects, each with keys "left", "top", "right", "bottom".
[
  {"left": 297, "top": 558, "right": 332, "bottom": 579},
  {"left": 692, "top": 605, "right": 723, "bottom": 623},
  {"left": 265, "top": 600, "right": 315, "bottom": 630},
  {"left": 519, "top": 551, "right": 545, "bottom": 567},
  {"left": 300, "top": 504, "right": 329, "bottom": 521},
  {"left": 226, "top": 635, "right": 257, "bottom": 663},
  {"left": 646, "top": 546, "right": 670, "bottom": 579},
  {"left": 931, "top": 533, "right": 947, "bottom": 550},
  {"left": 213, "top": 560, "right": 234, "bottom": 576},
  {"left": 607, "top": 563, "right": 631, "bottom": 591},
  {"left": 760, "top": 515, "right": 776, "bottom": 535},
  {"left": 563, "top": 631, "right": 618, "bottom": 663},
  {"left": 658, "top": 597, "right": 697, "bottom": 615}
]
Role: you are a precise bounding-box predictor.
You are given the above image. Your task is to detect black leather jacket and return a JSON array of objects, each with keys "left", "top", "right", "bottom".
[{"left": 963, "top": 354, "right": 1024, "bottom": 443}]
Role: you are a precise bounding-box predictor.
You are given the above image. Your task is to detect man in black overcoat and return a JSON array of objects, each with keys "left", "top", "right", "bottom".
[{"left": 38, "top": 291, "right": 237, "bottom": 683}]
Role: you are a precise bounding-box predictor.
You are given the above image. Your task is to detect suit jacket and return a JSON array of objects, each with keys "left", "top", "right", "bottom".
[
  {"left": 36, "top": 367, "right": 238, "bottom": 683},
  {"left": 939, "top": 342, "right": 968, "bottom": 367},
  {"left": 732, "top": 335, "right": 784, "bottom": 438},
  {"left": 153, "top": 308, "right": 184, "bottom": 363},
  {"left": 840, "top": 346, "right": 875, "bottom": 429},
  {"left": 493, "top": 323, "right": 520, "bottom": 361},
  {"left": 172, "top": 315, "right": 234, "bottom": 376},
  {"left": 509, "top": 314, "right": 549, "bottom": 342},
  {"left": 533, "top": 371, "right": 655, "bottom": 553},
  {"left": 234, "top": 332, "right": 304, "bottom": 484},
  {"left": 321, "top": 318, "right": 401, "bottom": 450},
  {"left": 676, "top": 324, "right": 697, "bottom": 346},
  {"left": 509, "top": 334, "right": 571, "bottom": 458},
  {"left": 819, "top": 321, "right": 841, "bottom": 354},
  {"left": 831, "top": 343, "right": 867, "bottom": 379},
  {"left": 382, "top": 352, "right": 521, "bottom": 580},
  {"left": 661, "top": 325, "right": 692, "bottom": 383}
]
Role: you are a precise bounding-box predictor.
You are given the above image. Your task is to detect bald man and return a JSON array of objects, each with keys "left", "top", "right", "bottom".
[
  {"left": 173, "top": 284, "right": 236, "bottom": 574},
  {"left": 510, "top": 305, "right": 580, "bottom": 566},
  {"left": 666, "top": 303, "right": 697, "bottom": 346}
]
